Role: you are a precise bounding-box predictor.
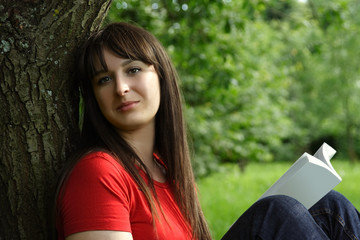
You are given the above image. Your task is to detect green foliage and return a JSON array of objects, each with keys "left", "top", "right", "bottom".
[
  {"left": 287, "top": 0, "right": 360, "bottom": 159},
  {"left": 106, "top": 0, "right": 360, "bottom": 176}
]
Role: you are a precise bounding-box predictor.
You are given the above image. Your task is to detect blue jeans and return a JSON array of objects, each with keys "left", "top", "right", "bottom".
[{"left": 221, "top": 191, "right": 360, "bottom": 240}]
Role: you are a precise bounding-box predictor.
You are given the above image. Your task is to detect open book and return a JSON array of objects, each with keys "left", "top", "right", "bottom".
[{"left": 258, "top": 142, "right": 342, "bottom": 209}]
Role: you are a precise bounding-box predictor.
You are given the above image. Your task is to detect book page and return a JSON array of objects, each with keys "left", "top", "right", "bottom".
[
  {"left": 313, "top": 142, "right": 337, "bottom": 173},
  {"left": 258, "top": 143, "right": 342, "bottom": 209}
]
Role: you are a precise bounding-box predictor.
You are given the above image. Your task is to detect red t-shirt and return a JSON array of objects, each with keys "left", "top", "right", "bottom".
[{"left": 57, "top": 152, "right": 192, "bottom": 240}]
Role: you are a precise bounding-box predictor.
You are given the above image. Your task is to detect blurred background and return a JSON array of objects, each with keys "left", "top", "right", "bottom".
[
  {"left": 104, "top": 1, "right": 360, "bottom": 237},
  {"left": 105, "top": 0, "right": 360, "bottom": 176}
]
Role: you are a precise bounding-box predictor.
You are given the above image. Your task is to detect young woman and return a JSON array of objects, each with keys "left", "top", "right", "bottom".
[
  {"left": 56, "top": 21, "right": 211, "bottom": 240},
  {"left": 56, "top": 22, "right": 360, "bottom": 240}
]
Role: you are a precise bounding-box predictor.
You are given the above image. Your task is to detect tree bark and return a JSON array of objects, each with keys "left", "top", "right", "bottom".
[{"left": 0, "top": 0, "right": 112, "bottom": 239}]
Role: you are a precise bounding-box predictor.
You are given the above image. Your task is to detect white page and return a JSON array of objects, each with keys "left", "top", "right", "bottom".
[
  {"left": 313, "top": 142, "right": 337, "bottom": 173},
  {"left": 258, "top": 143, "right": 342, "bottom": 209}
]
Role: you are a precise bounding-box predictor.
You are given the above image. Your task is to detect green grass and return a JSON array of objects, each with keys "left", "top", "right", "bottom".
[{"left": 196, "top": 160, "right": 360, "bottom": 240}]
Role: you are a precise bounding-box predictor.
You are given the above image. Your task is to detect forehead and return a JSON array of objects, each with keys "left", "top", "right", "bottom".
[
  {"left": 90, "top": 47, "right": 126, "bottom": 75},
  {"left": 101, "top": 48, "right": 132, "bottom": 66}
]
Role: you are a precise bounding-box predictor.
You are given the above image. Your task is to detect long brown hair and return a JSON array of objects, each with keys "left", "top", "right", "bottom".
[{"left": 57, "top": 22, "right": 211, "bottom": 239}]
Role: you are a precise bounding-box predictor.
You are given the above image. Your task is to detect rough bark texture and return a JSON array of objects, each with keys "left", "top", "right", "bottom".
[{"left": 0, "top": 0, "right": 112, "bottom": 239}]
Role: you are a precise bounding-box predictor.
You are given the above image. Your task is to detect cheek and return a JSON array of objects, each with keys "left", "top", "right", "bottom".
[
  {"left": 153, "top": 81, "right": 161, "bottom": 108},
  {"left": 143, "top": 75, "right": 161, "bottom": 104}
]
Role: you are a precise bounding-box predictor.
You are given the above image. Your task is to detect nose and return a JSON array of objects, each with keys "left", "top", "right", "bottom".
[{"left": 115, "top": 76, "right": 130, "bottom": 96}]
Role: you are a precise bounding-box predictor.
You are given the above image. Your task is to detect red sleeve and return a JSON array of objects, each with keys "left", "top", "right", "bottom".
[{"left": 60, "top": 152, "right": 132, "bottom": 237}]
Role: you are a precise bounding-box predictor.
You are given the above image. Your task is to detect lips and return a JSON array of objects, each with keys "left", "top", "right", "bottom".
[{"left": 117, "top": 101, "right": 139, "bottom": 111}]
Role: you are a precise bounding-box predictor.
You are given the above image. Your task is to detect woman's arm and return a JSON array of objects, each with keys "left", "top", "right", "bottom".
[{"left": 67, "top": 231, "right": 133, "bottom": 240}]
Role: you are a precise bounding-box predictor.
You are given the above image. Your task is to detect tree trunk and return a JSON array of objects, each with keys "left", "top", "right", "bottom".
[{"left": 0, "top": 0, "right": 112, "bottom": 239}]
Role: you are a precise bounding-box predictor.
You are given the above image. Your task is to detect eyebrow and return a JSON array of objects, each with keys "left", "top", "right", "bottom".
[{"left": 93, "top": 59, "right": 136, "bottom": 77}]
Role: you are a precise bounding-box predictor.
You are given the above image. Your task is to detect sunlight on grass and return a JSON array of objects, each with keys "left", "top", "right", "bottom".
[
  {"left": 332, "top": 161, "right": 360, "bottom": 209},
  {"left": 196, "top": 160, "right": 360, "bottom": 239}
]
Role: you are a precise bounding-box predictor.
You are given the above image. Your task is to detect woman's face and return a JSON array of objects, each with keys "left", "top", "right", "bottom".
[{"left": 92, "top": 48, "right": 161, "bottom": 135}]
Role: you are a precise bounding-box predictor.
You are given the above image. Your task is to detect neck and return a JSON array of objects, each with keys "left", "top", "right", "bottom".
[
  {"left": 118, "top": 123, "right": 156, "bottom": 167},
  {"left": 118, "top": 122, "right": 166, "bottom": 183}
]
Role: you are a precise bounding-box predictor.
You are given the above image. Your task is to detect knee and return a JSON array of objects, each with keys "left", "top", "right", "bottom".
[
  {"left": 313, "top": 190, "right": 354, "bottom": 211},
  {"left": 246, "top": 195, "right": 315, "bottom": 231},
  {"left": 257, "top": 194, "right": 308, "bottom": 214},
  {"left": 323, "top": 190, "right": 345, "bottom": 200},
  {"left": 258, "top": 194, "right": 302, "bottom": 207}
]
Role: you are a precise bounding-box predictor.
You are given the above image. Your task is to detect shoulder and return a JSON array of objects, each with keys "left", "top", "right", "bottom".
[
  {"left": 64, "top": 151, "right": 135, "bottom": 196},
  {"left": 58, "top": 151, "right": 136, "bottom": 237},
  {"left": 71, "top": 151, "right": 127, "bottom": 178},
  {"left": 76, "top": 151, "right": 121, "bottom": 169},
  {"left": 60, "top": 151, "right": 137, "bottom": 211}
]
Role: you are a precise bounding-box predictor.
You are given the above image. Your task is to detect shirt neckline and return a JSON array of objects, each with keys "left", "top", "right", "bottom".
[{"left": 135, "top": 153, "right": 169, "bottom": 188}]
